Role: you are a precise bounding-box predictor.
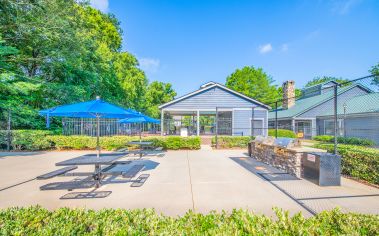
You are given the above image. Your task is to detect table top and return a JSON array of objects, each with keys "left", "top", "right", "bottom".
[
  {"left": 127, "top": 141, "right": 153, "bottom": 146},
  {"left": 56, "top": 153, "right": 126, "bottom": 166}
]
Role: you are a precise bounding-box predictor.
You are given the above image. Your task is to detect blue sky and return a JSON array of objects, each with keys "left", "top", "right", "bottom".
[{"left": 90, "top": 0, "right": 379, "bottom": 96}]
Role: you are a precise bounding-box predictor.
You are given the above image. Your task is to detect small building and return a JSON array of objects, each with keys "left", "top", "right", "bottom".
[
  {"left": 159, "top": 82, "right": 270, "bottom": 136},
  {"left": 268, "top": 80, "right": 379, "bottom": 144}
]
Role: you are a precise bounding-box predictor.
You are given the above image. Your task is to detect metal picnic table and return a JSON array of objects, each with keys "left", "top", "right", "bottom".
[
  {"left": 127, "top": 141, "right": 154, "bottom": 158},
  {"left": 37, "top": 153, "right": 131, "bottom": 190}
]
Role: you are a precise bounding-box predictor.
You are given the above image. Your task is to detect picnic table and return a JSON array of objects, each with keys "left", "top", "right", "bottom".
[
  {"left": 127, "top": 141, "right": 154, "bottom": 158},
  {"left": 39, "top": 153, "right": 132, "bottom": 189}
]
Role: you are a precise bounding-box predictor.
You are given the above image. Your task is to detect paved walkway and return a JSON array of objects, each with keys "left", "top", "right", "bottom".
[{"left": 0, "top": 150, "right": 378, "bottom": 217}]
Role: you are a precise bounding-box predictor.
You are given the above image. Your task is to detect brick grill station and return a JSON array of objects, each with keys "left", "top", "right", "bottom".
[{"left": 248, "top": 136, "right": 326, "bottom": 178}]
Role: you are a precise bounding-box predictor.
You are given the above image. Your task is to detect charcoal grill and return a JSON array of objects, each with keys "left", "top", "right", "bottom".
[
  {"left": 272, "top": 137, "right": 300, "bottom": 155},
  {"left": 273, "top": 138, "right": 301, "bottom": 148}
]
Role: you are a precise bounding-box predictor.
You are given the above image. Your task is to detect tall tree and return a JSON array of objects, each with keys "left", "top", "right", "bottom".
[
  {"left": 304, "top": 76, "right": 349, "bottom": 88},
  {"left": 144, "top": 81, "right": 177, "bottom": 118},
  {"left": 225, "top": 66, "right": 280, "bottom": 104},
  {"left": 0, "top": 0, "right": 156, "bottom": 128}
]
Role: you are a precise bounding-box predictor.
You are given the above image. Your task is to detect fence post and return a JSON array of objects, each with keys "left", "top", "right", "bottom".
[
  {"left": 333, "top": 85, "right": 338, "bottom": 155},
  {"left": 215, "top": 107, "right": 218, "bottom": 149},
  {"left": 275, "top": 102, "right": 278, "bottom": 138},
  {"left": 251, "top": 107, "right": 255, "bottom": 137},
  {"left": 7, "top": 110, "right": 11, "bottom": 151}
]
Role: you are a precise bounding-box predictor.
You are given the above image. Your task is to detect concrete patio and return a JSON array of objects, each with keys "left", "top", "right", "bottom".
[{"left": 0, "top": 149, "right": 378, "bottom": 217}]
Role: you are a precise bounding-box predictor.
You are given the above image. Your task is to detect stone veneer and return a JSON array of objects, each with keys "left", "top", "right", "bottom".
[{"left": 249, "top": 141, "right": 326, "bottom": 178}]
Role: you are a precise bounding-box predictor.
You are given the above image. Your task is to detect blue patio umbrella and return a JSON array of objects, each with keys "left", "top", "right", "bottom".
[
  {"left": 118, "top": 115, "right": 160, "bottom": 124},
  {"left": 39, "top": 97, "right": 139, "bottom": 157},
  {"left": 118, "top": 114, "right": 160, "bottom": 141}
]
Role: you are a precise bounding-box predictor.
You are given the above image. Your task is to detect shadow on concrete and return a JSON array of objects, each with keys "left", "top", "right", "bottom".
[
  {"left": 229, "top": 156, "right": 299, "bottom": 181},
  {"left": 298, "top": 194, "right": 379, "bottom": 201},
  {"left": 60, "top": 190, "right": 112, "bottom": 199},
  {"left": 0, "top": 151, "right": 48, "bottom": 158}
]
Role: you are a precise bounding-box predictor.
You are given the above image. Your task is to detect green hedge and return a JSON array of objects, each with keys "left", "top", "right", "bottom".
[
  {"left": 0, "top": 130, "right": 54, "bottom": 151},
  {"left": 48, "top": 136, "right": 201, "bottom": 151},
  {"left": 0, "top": 207, "right": 378, "bottom": 235},
  {"left": 314, "top": 143, "right": 379, "bottom": 185},
  {"left": 0, "top": 130, "right": 201, "bottom": 151},
  {"left": 313, "top": 135, "right": 375, "bottom": 146},
  {"left": 268, "top": 129, "right": 296, "bottom": 138},
  {"left": 211, "top": 136, "right": 253, "bottom": 148}
]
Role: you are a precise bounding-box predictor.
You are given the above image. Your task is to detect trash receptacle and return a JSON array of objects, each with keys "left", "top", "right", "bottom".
[
  {"left": 301, "top": 152, "right": 341, "bottom": 186},
  {"left": 248, "top": 142, "right": 252, "bottom": 157}
]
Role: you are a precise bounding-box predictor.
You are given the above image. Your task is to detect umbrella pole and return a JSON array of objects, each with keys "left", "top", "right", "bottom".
[
  {"left": 96, "top": 115, "right": 100, "bottom": 158},
  {"left": 139, "top": 123, "right": 142, "bottom": 142}
]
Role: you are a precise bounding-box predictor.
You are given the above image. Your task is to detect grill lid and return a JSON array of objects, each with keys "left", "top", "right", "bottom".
[{"left": 273, "top": 138, "right": 300, "bottom": 148}]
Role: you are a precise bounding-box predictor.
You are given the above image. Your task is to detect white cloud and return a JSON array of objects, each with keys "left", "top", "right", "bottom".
[
  {"left": 306, "top": 29, "right": 320, "bottom": 40},
  {"left": 139, "top": 58, "right": 160, "bottom": 73},
  {"left": 281, "top": 43, "right": 289, "bottom": 52},
  {"left": 90, "top": 0, "right": 109, "bottom": 12},
  {"left": 259, "top": 43, "right": 273, "bottom": 54},
  {"left": 332, "top": 0, "right": 361, "bottom": 15}
]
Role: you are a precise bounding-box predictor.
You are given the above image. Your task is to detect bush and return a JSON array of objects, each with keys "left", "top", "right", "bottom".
[
  {"left": 0, "top": 130, "right": 53, "bottom": 151},
  {"left": 313, "top": 135, "right": 375, "bottom": 146},
  {"left": 146, "top": 136, "right": 201, "bottom": 150},
  {"left": 313, "top": 135, "right": 334, "bottom": 142},
  {"left": 268, "top": 129, "right": 296, "bottom": 138},
  {"left": 49, "top": 135, "right": 201, "bottom": 150},
  {"left": 211, "top": 136, "right": 253, "bottom": 148},
  {"left": 0, "top": 130, "right": 201, "bottom": 151},
  {"left": 0, "top": 206, "right": 378, "bottom": 235},
  {"left": 314, "top": 143, "right": 379, "bottom": 185}
]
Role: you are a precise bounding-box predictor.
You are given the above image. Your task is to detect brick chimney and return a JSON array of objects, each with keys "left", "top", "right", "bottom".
[{"left": 282, "top": 80, "right": 295, "bottom": 109}]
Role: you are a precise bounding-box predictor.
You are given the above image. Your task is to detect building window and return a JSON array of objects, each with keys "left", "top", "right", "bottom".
[{"left": 324, "top": 119, "right": 344, "bottom": 136}]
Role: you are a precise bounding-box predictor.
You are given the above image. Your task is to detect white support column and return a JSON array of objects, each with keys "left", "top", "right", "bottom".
[
  {"left": 292, "top": 119, "right": 296, "bottom": 133},
  {"left": 160, "top": 110, "right": 164, "bottom": 136},
  {"left": 196, "top": 110, "right": 200, "bottom": 136},
  {"left": 311, "top": 118, "right": 317, "bottom": 137}
]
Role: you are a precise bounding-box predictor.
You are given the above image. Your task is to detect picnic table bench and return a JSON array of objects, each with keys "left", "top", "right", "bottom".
[{"left": 37, "top": 166, "right": 78, "bottom": 180}]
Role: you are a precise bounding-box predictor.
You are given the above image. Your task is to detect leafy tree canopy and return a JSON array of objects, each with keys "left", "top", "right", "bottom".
[
  {"left": 144, "top": 81, "right": 177, "bottom": 118},
  {"left": 225, "top": 66, "right": 280, "bottom": 105},
  {"left": 304, "top": 76, "right": 349, "bottom": 88},
  {"left": 0, "top": 0, "right": 175, "bottom": 128}
]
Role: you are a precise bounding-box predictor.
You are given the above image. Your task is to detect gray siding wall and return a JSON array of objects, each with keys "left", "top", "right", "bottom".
[
  {"left": 317, "top": 115, "right": 379, "bottom": 144},
  {"left": 345, "top": 116, "right": 379, "bottom": 144},
  {"left": 298, "top": 87, "right": 369, "bottom": 118},
  {"left": 164, "top": 87, "right": 265, "bottom": 110},
  {"left": 233, "top": 109, "right": 267, "bottom": 136}
]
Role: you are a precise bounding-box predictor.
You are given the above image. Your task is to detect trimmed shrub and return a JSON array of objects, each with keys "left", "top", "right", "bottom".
[
  {"left": 145, "top": 136, "right": 201, "bottom": 150},
  {"left": 268, "top": 129, "right": 296, "bottom": 138},
  {"left": 0, "top": 130, "right": 53, "bottom": 151},
  {"left": 1, "top": 130, "right": 201, "bottom": 151},
  {"left": 0, "top": 206, "right": 378, "bottom": 235},
  {"left": 211, "top": 136, "right": 253, "bottom": 148},
  {"left": 313, "top": 135, "right": 334, "bottom": 142},
  {"left": 49, "top": 135, "right": 201, "bottom": 151},
  {"left": 314, "top": 143, "right": 379, "bottom": 185},
  {"left": 313, "top": 135, "right": 375, "bottom": 146}
]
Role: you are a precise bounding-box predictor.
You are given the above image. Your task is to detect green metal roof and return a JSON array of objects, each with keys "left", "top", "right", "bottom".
[
  {"left": 268, "top": 84, "right": 369, "bottom": 119},
  {"left": 317, "top": 92, "right": 379, "bottom": 117}
]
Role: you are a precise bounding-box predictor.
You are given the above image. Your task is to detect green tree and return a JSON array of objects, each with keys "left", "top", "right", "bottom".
[
  {"left": 0, "top": 0, "right": 159, "bottom": 129},
  {"left": 370, "top": 63, "right": 379, "bottom": 86},
  {"left": 370, "top": 63, "right": 379, "bottom": 76},
  {"left": 304, "top": 76, "right": 349, "bottom": 88},
  {"left": 144, "top": 81, "right": 177, "bottom": 118},
  {"left": 114, "top": 52, "right": 148, "bottom": 110},
  {"left": 225, "top": 66, "right": 280, "bottom": 104}
]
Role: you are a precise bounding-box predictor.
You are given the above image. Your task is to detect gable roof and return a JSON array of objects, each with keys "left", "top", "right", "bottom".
[
  {"left": 159, "top": 82, "right": 271, "bottom": 109},
  {"left": 268, "top": 84, "right": 371, "bottom": 119},
  {"left": 317, "top": 92, "right": 379, "bottom": 117}
]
